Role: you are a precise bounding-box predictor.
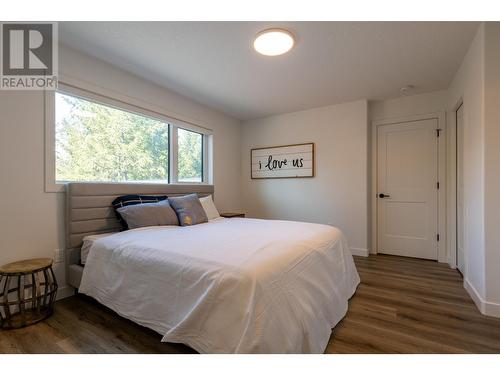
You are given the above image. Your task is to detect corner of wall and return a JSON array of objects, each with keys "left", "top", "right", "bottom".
[{"left": 447, "top": 21, "right": 489, "bottom": 314}]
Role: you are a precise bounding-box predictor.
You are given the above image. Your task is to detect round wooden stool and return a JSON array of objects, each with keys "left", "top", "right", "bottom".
[{"left": 0, "top": 258, "right": 58, "bottom": 329}]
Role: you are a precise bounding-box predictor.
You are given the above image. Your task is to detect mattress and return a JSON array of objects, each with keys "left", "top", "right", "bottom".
[
  {"left": 79, "top": 218, "right": 360, "bottom": 353},
  {"left": 81, "top": 232, "right": 118, "bottom": 265}
]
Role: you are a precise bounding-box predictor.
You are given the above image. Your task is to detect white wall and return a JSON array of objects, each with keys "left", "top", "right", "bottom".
[
  {"left": 483, "top": 22, "right": 500, "bottom": 314},
  {"left": 0, "top": 45, "right": 242, "bottom": 293},
  {"left": 447, "top": 24, "right": 486, "bottom": 306},
  {"left": 241, "top": 100, "right": 369, "bottom": 256},
  {"left": 0, "top": 91, "right": 67, "bottom": 286},
  {"left": 370, "top": 90, "right": 448, "bottom": 121}
]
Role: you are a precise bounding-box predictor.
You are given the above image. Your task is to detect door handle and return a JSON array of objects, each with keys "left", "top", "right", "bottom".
[{"left": 378, "top": 193, "right": 391, "bottom": 198}]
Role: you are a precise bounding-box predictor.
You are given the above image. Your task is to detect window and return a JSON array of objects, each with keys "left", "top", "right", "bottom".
[
  {"left": 177, "top": 128, "right": 203, "bottom": 182},
  {"left": 56, "top": 92, "right": 170, "bottom": 183},
  {"left": 47, "top": 86, "right": 211, "bottom": 191}
]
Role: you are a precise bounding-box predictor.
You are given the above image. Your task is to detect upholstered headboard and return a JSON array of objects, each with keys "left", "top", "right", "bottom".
[{"left": 65, "top": 182, "right": 214, "bottom": 287}]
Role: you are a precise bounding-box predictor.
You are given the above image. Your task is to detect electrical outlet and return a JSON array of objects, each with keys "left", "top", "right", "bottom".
[{"left": 53, "top": 248, "right": 65, "bottom": 263}]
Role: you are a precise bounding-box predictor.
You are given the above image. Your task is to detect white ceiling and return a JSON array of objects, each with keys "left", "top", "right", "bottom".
[{"left": 59, "top": 22, "right": 479, "bottom": 121}]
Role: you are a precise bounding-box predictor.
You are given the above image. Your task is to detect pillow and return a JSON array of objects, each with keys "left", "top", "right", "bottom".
[
  {"left": 199, "top": 195, "right": 220, "bottom": 220},
  {"left": 168, "top": 194, "right": 208, "bottom": 226},
  {"left": 116, "top": 200, "right": 179, "bottom": 229},
  {"left": 112, "top": 194, "right": 167, "bottom": 229}
]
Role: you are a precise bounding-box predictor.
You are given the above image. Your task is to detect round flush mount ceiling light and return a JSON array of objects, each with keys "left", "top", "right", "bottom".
[{"left": 253, "top": 28, "right": 295, "bottom": 56}]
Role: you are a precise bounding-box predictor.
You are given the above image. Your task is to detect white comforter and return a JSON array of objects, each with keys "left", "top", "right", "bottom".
[{"left": 79, "top": 218, "right": 360, "bottom": 353}]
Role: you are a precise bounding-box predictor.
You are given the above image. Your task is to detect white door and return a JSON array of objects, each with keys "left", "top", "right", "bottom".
[
  {"left": 377, "top": 119, "right": 439, "bottom": 260},
  {"left": 456, "top": 104, "right": 465, "bottom": 273}
]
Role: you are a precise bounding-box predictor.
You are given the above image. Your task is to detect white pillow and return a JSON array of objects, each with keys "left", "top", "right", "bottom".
[{"left": 199, "top": 195, "right": 220, "bottom": 220}]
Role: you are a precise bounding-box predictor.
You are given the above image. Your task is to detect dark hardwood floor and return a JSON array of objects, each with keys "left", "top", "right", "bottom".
[{"left": 1, "top": 254, "right": 499, "bottom": 354}]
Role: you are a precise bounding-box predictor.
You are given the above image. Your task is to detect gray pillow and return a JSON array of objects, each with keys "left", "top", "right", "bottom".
[
  {"left": 116, "top": 200, "right": 179, "bottom": 229},
  {"left": 168, "top": 194, "right": 208, "bottom": 226}
]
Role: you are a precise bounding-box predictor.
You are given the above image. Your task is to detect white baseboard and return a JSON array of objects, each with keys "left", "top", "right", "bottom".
[
  {"left": 56, "top": 285, "right": 75, "bottom": 301},
  {"left": 350, "top": 247, "right": 369, "bottom": 257},
  {"left": 485, "top": 300, "right": 500, "bottom": 318},
  {"left": 464, "top": 278, "right": 500, "bottom": 318},
  {"left": 464, "top": 278, "right": 485, "bottom": 314}
]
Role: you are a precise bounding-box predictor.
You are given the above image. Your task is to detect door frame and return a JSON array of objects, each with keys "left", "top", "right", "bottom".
[
  {"left": 447, "top": 99, "right": 465, "bottom": 272},
  {"left": 371, "top": 112, "right": 447, "bottom": 263}
]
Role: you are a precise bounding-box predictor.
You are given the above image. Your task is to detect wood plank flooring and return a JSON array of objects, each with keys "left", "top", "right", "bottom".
[
  {"left": 1, "top": 254, "right": 499, "bottom": 353},
  {"left": 327, "top": 255, "right": 500, "bottom": 353}
]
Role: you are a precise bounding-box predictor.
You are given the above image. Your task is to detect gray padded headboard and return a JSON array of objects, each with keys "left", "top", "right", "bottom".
[{"left": 65, "top": 182, "right": 214, "bottom": 270}]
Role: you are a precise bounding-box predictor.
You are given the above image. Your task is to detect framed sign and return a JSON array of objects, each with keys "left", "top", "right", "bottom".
[{"left": 251, "top": 143, "right": 315, "bottom": 179}]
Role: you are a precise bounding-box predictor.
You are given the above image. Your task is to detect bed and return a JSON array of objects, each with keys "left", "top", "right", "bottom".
[{"left": 66, "top": 182, "right": 360, "bottom": 354}]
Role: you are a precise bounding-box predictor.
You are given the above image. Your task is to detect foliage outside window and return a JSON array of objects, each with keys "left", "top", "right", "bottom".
[
  {"left": 177, "top": 128, "right": 203, "bottom": 182},
  {"left": 55, "top": 91, "right": 207, "bottom": 184}
]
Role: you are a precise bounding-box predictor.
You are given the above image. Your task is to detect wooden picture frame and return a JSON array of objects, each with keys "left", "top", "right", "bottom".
[{"left": 250, "top": 143, "right": 315, "bottom": 179}]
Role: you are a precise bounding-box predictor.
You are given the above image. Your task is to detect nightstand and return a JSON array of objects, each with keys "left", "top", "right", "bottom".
[{"left": 220, "top": 212, "right": 245, "bottom": 218}]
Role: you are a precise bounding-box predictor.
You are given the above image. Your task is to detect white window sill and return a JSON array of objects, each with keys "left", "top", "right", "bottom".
[{"left": 45, "top": 181, "right": 210, "bottom": 194}]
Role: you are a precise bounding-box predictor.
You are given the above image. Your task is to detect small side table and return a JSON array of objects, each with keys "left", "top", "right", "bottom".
[
  {"left": 220, "top": 212, "right": 245, "bottom": 218},
  {"left": 0, "top": 258, "right": 58, "bottom": 329}
]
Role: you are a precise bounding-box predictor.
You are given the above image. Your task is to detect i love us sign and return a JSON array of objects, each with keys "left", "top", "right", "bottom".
[{"left": 251, "top": 143, "right": 315, "bottom": 179}]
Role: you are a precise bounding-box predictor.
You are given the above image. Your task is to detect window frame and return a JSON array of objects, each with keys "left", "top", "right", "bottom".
[{"left": 45, "top": 82, "right": 212, "bottom": 192}]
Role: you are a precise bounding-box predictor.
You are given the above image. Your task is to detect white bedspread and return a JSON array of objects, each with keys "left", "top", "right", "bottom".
[{"left": 79, "top": 218, "right": 360, "bottom": 353}]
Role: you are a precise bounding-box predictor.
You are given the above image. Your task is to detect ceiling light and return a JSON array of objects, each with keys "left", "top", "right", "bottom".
[{"left": 253, "top": 29, "right": 295, "bottom": 56}]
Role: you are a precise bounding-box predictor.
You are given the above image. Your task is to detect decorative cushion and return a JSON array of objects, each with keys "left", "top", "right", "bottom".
[
  {"left": 199, "top": 195, "right": 220, "bottom": 220},
  {"left": 116, "top": 200, "right": 179, "bottom": 229},
  {"left": 112, "top": 194, "right": 167, "bottom": 229},
  {"left": 168, "top": 194, "right": 208, "bottom": 226}
]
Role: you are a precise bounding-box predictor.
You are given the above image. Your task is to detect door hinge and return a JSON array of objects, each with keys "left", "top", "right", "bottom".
[
  {"left": 437, "top": 181, "right": 440, "bottom": 190},
  {"left": 436, "top": 128, "right": 442, "bottom": 138},
  {"left": 437, "top": 234, "right": 440, "bottom": 242}
]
